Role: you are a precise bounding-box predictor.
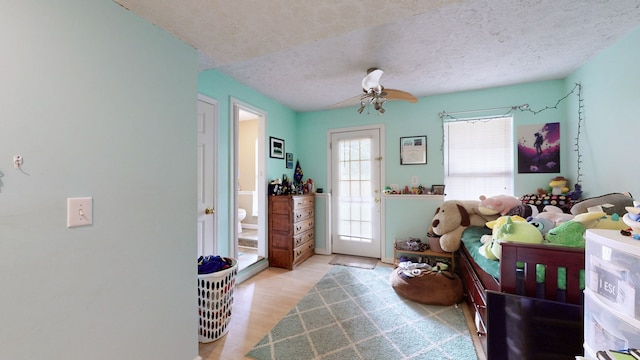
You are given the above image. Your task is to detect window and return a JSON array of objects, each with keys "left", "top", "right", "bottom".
[{"left": 443, "top": 116, "right": 513, "bottom": 200}]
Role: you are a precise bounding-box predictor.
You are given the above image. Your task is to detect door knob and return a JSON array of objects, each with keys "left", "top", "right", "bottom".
[{"left": 205, "top": 207, "right": 214, "bottom": 215}]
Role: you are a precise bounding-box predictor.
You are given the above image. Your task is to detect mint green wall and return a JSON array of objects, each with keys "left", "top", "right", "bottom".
[
  {"left": 1, "top": 1, "right": 198, "bottom": 359},
  {"left": 197, "top": 70, "right": 297, "bottom": 255},
  {"left": 565, "top": 24, "right": 640, "bottom": 198},
  {"left": 195, "top": 23, "right": 640, "bottom": 261},
  {"left": 297, "top": 80, "right": 572, "bottom": 259},
  {"left": 297, "top": 80, "right": 570, "bottom": 197}
]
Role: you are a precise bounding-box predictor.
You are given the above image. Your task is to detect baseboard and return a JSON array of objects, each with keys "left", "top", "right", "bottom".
[
  {"left": 314, "top": 248, "right": 331, "bottom": 255},
  {"left": 193, "top": 356, "right": 203, "bottom": 360},
  {"left": 236, "top": 258, "right": 269, "bottom": 284},
  {"left": 241, "top": 223, "right": 258, "bottom": 230}
]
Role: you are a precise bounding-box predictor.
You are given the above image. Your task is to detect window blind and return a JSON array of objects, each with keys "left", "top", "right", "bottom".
[{"left": 444, "top": 116, "right": 513, "bottom": 200}]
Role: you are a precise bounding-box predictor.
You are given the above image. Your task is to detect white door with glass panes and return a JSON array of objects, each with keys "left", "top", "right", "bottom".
[{"left": 330, "top": 128, "right": 382, "bottom": 258}]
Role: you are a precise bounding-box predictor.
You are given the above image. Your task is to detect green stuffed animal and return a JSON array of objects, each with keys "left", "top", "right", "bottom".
[
  {"left": 545, "top": 211, "right": 605, "bottom": 247},
  {"left": 480, "top": 216, "right": 543, "bottom": 260}
]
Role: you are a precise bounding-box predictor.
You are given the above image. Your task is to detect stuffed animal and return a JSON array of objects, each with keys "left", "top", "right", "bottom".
[
  {"left": 481, "top": 215, "right": 528, "bottom": 244},
  {"left": 481, "top": 216, "right": 543, "bottom": 260},
  {"left": 591, "top": 213, "right": 629, "bottom": 230},
  {"left": 527, "top": 216, "right": 556, "bottom": 236},
  {"left": 477, "top": 195, "right": 522, "bottom": 216},
  {"left": 429, "top": 200, "right": 497, "bottom": 252},
  {"left": 567, "top": 183, "right": 582, "bottom": 200},
  {"left": 535, "top": 205, "right": 575, "bottom": 226},
  {"left": 549, "top": 176, "right": 570, "bottom": 195},
  {"left": 545, "top": 211, "right": 605, "bottom": 247}
]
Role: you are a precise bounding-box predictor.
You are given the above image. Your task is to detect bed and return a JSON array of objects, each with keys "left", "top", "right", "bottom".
[{"left": 457, "top": 226, "right": 585, "bottom": 337}]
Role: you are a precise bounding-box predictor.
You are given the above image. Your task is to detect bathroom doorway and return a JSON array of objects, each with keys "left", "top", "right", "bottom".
[{"left": 232, "top": 100, "right": 267, "bottom": 273}]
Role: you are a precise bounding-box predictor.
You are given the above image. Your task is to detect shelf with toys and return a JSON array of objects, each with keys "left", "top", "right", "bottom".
[{"left": 393, "top": 237, "right": 455, "bottom": 271}]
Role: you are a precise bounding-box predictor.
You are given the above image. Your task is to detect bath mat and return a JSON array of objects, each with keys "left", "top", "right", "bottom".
[{"left": 329, "top": 255, "right": 378, "bottom": 269}]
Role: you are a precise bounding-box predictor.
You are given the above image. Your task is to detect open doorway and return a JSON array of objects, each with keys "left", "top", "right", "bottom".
[{"left": 231, "top": 100, "right": 267, "bottom": 273}]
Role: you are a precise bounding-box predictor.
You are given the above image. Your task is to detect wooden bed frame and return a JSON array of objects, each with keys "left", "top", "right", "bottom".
[{"left": 458, "top": 240, "right": 585, "bottom": 337}]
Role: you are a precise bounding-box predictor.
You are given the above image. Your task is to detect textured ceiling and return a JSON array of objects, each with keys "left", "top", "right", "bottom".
[{"left": 115, "top": 0, "right": 640, "bottom": 112}]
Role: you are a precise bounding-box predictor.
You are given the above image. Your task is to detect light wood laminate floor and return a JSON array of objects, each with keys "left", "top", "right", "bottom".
[{"left": 198, "top": 254, "right": 486, "bottom": 360}]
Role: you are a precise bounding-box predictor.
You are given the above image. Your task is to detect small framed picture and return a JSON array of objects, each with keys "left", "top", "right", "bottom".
[
  {"left": 400, "top": 135, "right": 427, "bottom": 165},
  {"left": 270, "top": 137, "right": 285, "bottom": 159},
  {"left": 431, "top": 185, "right": 445, "bottom": 195},
  {"left": 286, "top": 153, "right": 293, "bottom": 168}
]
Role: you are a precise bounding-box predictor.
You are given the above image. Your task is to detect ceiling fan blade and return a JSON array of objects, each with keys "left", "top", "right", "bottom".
[
  {"left": 362, "top": 68, "right": 384, "bottom": 91},
  {"left": 332, "top": 93, "right": 370, "bottom": 108},
  {"left": 383, "top": 88, "right": 418, "bottom": 103}
]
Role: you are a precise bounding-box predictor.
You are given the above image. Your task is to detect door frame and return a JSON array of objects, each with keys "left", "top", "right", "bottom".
[
  {"left": 197, "top": 94, "right": 219, "bottom": 255},
  {"left": 230, "top": 98, "right": 267, "bottom": 261},
  {"left": 326, "top": 124, "right": 386, "bottom": 258}
]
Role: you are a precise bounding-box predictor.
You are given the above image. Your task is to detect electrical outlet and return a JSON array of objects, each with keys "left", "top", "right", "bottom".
[
  {"left": 67, "top": 197, "right": 93, "bottom": 228},
  {"left": 411, "top": 176, "right": 418, "bottom": 185}
]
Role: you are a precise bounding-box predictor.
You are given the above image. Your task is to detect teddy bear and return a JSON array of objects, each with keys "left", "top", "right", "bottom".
[
  {"left": 428, "top": 200, "right": 498, "bottom": 252},
  {"left": 477, "top": 194, "right": 522, "bottom": 216}
]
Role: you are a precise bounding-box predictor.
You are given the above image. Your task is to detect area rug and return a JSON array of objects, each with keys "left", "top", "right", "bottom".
[
  {"left": 246, "top": 265, "right": 477, "bottom": 360},
  {"left": 328, "top": 255, "right": 378, "bottom": 269}
]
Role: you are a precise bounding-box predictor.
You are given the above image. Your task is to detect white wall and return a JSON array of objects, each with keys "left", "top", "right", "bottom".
[{"left": 0, "top": 1, "right": 199, "bottom": 359}]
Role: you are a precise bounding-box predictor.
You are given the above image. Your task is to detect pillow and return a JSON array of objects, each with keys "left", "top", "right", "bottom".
[
  {"left": 520, "top": 193, "right": 574, "bottom": 213},
  {"left": 570, "top": 192, "right": 634, "bottom": 215}
]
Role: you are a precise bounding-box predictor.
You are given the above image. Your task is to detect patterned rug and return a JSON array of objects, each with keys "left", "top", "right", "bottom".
[{"left": 246, "top": 265, "right": 477, "bottom": 360}]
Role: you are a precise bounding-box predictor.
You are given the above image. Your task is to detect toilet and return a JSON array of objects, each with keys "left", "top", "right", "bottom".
[{"left": 238, "top": 208, "right": 246, "bottom": 233}]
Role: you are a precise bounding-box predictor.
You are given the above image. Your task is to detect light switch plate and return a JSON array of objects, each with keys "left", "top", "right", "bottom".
[
  {"left": 411, "top": 176, "right": 419, "bottom": 185},
  {"left": 67, "top": 197, "right": 93, "bottom": 228}
]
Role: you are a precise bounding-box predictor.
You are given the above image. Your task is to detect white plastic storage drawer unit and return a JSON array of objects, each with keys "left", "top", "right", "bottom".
[
  {"left": 584, "top": 288, "right": 640, "bottom": 351},
  {"left": 585, "top": 229, "right": 640, "bottom": 319}
]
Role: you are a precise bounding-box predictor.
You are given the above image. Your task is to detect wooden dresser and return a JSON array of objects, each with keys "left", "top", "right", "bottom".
[{"left": 268, "top": 194, "right": 315, "bottom": 270}]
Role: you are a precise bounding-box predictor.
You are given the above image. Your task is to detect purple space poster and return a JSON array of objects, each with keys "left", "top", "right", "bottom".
[{"left": 517, "top": 122, "right": 560, "bottom": 173}]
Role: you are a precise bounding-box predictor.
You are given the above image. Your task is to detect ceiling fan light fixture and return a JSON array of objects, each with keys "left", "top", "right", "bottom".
[{"left": 333, "top": 68, "right": 417, "bottom": 115}]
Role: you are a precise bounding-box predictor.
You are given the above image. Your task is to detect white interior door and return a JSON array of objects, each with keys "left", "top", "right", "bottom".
[
  {"left": 330, "top": 128, "right": 382, "bottom": 258},
  {"left": 197, "top": 95, "right": 217, "bottom": 257}
]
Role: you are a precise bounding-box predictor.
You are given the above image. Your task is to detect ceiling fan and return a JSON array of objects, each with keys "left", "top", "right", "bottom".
[{"left": 335, "top": 68, "right": 418, "bottom": 114}]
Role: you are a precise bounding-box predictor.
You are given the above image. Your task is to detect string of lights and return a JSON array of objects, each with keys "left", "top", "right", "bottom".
[{"left": 438, "top": 83, "right": 584, "bottom": 184}]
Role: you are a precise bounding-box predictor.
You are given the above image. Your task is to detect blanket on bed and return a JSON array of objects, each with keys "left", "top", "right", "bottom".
[{"left": 461, "top": 227, "right": 584, "bottom": 290}]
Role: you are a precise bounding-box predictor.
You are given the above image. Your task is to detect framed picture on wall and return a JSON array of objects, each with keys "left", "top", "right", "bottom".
[
  {"left": 400, "top": 135, "right": 427, "bottom": 165},
  {"left": 270, "top": 137, "right": 285, "bottom": 159},
  {"left": 431, "top": 184, "right": 445, "bottom": 195},
  {"left": 286, "top": 153, "right": 293, "bottom": 168}
]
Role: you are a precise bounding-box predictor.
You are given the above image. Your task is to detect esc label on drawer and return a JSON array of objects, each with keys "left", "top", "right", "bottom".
[{"left": 588, "top": 255, "right": 636, "bottom": 317}]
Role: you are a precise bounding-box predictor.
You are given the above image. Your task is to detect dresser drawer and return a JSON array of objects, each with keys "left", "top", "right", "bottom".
[
  {"left": 293, "top": 239, "right": 314, "bottom": 264},
  {"left": 294, "top": 229, "right": 314, "bottom": 248},
  {"left": 294, "top": 207, "right": 314, "bottom": 222},
  {"left": 293, "top": 218, "right": 314, "bottom": 236},
  {"left": 293, "top": 195, "right": 314, "bottom": 209}
]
